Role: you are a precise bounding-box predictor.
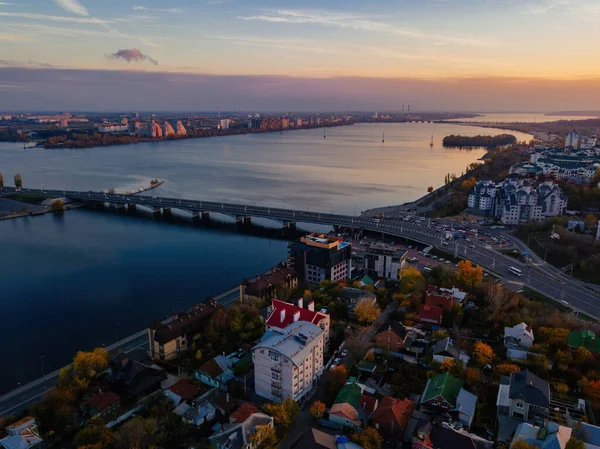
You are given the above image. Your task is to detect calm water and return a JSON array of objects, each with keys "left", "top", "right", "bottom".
[
  {"left": 0, "top": 122, "right": 532, "bottom": 393},
  {"left": 450, "top": 113, "right": 596, "bottom": 123}
]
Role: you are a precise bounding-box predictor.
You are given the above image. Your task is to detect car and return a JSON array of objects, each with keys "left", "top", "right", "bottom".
[
  {"left": 470, "top": 245, "right": 476, "bottom": 249},
  {"left": 334, "top": 358, "right": 341, "bottom": 364},
  {"left": 341, "top": 350, "right": 348, "bottom": 357},
  {"left": 330, "top": 364, "right": 337, "bottom": 370}
]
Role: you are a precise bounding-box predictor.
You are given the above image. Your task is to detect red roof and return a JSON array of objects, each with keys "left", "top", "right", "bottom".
[
  {"left": 266, "top": 298, "right": 327, "bottom": 328},
  {"left": 169, "top": 380, "right": 199, "bottom": 400},
  {"left": 86, "top": 391, "right": 120, "bottom": 412},
  {"left": 419, "top": 304, "right": 443, "bottom": 324},
  {"left": 372, "top": 396, "right": 415, "bottom": 431},
  {"left": 360, "top": 395, "right": 378, "bottom": 415},
  {"left": 230, "top": 403, "right": 258, "bottom": 424}
]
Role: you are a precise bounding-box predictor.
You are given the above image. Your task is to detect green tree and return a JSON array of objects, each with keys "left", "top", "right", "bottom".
[
  {"left": 74, "top": 418, "right": 114, "bottom": 449},
  {"left": 13, "top": 173, "right": 22, "bottom": 189}
]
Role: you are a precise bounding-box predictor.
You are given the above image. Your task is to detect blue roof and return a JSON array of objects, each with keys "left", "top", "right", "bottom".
[
  {"left": 338, "top": 241, "right": 351, "bottom": 249},
  {"left": 579, "top": 423, "right": 600, "bottom": 445}
]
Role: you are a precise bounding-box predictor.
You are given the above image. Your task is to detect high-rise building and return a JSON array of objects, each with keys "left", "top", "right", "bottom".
[
  {"left": 296, "top": 118, "right": 303, "bottom": 127},
  {"left": 251, "top": 118, "right": 262, "bottom": 129},
  {"left": 175, "top": 120, "right": 187, "bottom": 135},
  {"left": 281, "top": 117, "right": 290, "bottom": 129},
  {"left": 220, "top": 119, "right": 232, "bottom": 130},
  {"left": 565, "top": 132, "right": 579, "bottom": 149},
  {"left": 151, "top": 120, "right": 163, "bottom": 138},
  {"left": 289, "top": 233, "right": 352, "bottom": 284},
  {"left": 252, "top": 321, "right": 324, "bottom": 402},
  {"left": 163, "top": 121, "right": 175, "bottom": 137}
]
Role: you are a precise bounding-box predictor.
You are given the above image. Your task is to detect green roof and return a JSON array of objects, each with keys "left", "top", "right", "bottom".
[
  {"left": 567, "top": 330, "right": 600, "bottom": 352},
  {"left": 357, "top": 361, "right": 377, "bottom": 373},
  {"left": 334, "top": 383, "right": 362, "bottom": 409},
  {"left": 361, "top": 275, "right": 375, "bottom": 286},
  {"left": 422, "top": 372, "right": 462, "bottom": 406}
]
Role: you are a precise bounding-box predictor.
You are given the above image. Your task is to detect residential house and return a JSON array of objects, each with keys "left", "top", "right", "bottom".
[
  {"left": 288, "top": 233, "right": 352, "bottom": 284},
  {"left": 375, "top": 322, "right": 407, "bottom": 353},
  {"left": 439, "top": 287, "right": 467, "bottom": 305},
  {"left": 455, "top": 389, "right": 478, "bottom": 429},
  {"left": 266, "top": 298, "right": 330, "bottom": 347},
  {"left": 420, "top": 372, "right": 463, "bottom": 411},
  {"left": 252, "top": 321, "right": 324, "bottom": 402},
  {"left": 511, "top": 421, "right": 571, "bottom": 449},
  {"left": 292, "top": 429, "right": 364, "bottom": 449},
  {"left": 571, "top": 422, "right": 600, "bottom": 448},
  {"left": 413, "top": 422, "right": 493, "bottom": 449},
  {"left": 164, "top": 380, "right": 199, "bottom": 405},
  {"left": 372, "top": 396, "right": 415, "bottom": 440},
  {"left": 432, "top": 338, "right": 470, "bottom": 365},
  {"left": 239, "top": 264, "right": 298, "bottom": 303},
  {"left": 82, "top": 391, "right": 120, "bottom": 417},
  {"left": 209, "top": 405, "right": 274, "bottom": 449},
  {"left": 329, "top": 383, "right": 363, "bottom": 429},
  {"left": 105, "top": 349, "right": 166, "bottom": 398},
  {"left": 341, "top": 288, "right": 378, "bottom": 321},
  {"left": 173, "top": 400, "right": 217, "bottom": 426},
  {"left": 496, "top": 370, "right": 550, "bottom": 425},
  {"left": 419, "top": 305, "right": 443, "bottom": 326},
  {"left": 567, "top": 329, "right": 600, "bottom": 352},
  {"left": 148, "top": 299, "right": 219, "bottom": 360},
  {"left": 196, "top": 355, "right": 235, "bottom": 389},
  {"left": 504, "top": 323, "right": 535, "bottom": 349},
  {"left": 425, "top": 286, "right": 454, "bottom": 311},
  {"left": 0, "top": 417, "right": 45, "bottom": 449}
]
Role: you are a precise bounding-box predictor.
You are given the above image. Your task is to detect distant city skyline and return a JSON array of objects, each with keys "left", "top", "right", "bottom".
[{"left": 1, "top": 0, "right": 600, "bottom": 110}]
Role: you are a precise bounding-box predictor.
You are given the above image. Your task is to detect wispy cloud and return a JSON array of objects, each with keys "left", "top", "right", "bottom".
[
  {"left": 132, "top": 5, "right": 182, "bottom": 13},
  {"left": 107, "top": 48, "right": 158, "bottom": 65},
  {"left": 53, "top": 0, "right": 89, "bottom": 16},
  {"left": 238, "top": 9, "right": 497, "bottom": 47},
  {"left": 0, "top": 2, "right": 15, "bottom": 5},
  {"left": 0, "top": 32, "right": 28, "bottom": 41},
  {"left": 0, "top": 59, "right": 54, "bottom": 68},
  {"left": 0, "top": 12, "right": 108, "bottom": 24}
]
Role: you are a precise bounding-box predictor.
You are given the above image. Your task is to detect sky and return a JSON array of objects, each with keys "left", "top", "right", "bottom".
[{"left": 1, "top": 0, "right": 600, "bottom": 111}]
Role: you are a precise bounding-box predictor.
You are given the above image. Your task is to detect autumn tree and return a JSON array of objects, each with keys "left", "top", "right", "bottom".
[
  {"left": 440, "top": 358, "right": 464, "bottom": 378},
  {"left": 580, "top": 377, "right": 600, "bottom": 402},
  {"left": 565, "top": 438, "right": 586, "bottom": 449},
  {"left": 73, "top": 348, "right": 109, "bottom": 381},
  {"left": 465, "top": 367, "right": 480, "bottom": 385},
  {"left": 310, "top": 401, "right": 326, "bottom": 420},
  {"left": 51, "top": 199, "right": 64, "bottom": 213},
  {"left": 354, "top": 299, "right": 381, "bottom": 324},
  {"left": 432, "top": 330, "right": 449, "bottom": 341},
  {"left": 511, "top": 440, "right": 540, "bottom": 449},
  {"left": 264, "top": 398, "right": 299, "bottom": 428},
  {"left": 473, "top": 341, "right": 495, "bottom": 366},
  {"left": 486, "top": 283, "right": 519, "bottom": 325},
  {"left": 326, "top": 365, "right": 349, "bottom": 396},
  {"left": 574, "top": 346, "right": 592, "bottom": 364},
  {"left": 554, "top": 383, "right": 569, "bottom": 397},
  {"left": 353, "top": 427, "right": 383, "bottom": 449},
  {"left": 114, "top": 417, "right": 157, "bottom": 449},
  {"left": 14, "top": 173, "right": 22, "bottom": 189},
  {"left": 584, "top": 214, "right": 598, "bottom": 228},
  {"left": 457, "top": 260, "right": 483, "bottom": 288},
  {"left": 250, "top": 424, "right": 278, "bottom": 449},
  {"left": 399, "top": 267, "right": 425, "bottom": 294},
  {"left": 538, "top": 327, "right": 569, "bottom": 349},
  {"left": 74, "top": 417, "right": 114, "bottom": 449},
  {"left": 497, "top": 363, "right": 521, "bottom": 376},
  {"left": 427, "top": 186, "right": 434, "bottom": 193}
]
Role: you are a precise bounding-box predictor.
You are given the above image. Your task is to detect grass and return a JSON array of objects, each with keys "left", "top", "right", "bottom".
[
  {"left": 520, "top": 286, "right": 571, "bottom": 313},
  {"left": 4, "top": 192, "right": 51, "bottom": 205}
]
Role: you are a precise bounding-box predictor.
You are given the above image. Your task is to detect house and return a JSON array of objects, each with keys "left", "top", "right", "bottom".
[
  {"left": 341, "top": 288, "right": 378, "bottom": 321},
  {"left": 105, "top": 348, "right": 166, "bottom": 398},
  {"left": 0, "top": 417, "right": 45, "bottom": 449},
  {"left": 439, "top": 287, "right": 467, "bottom": 305},
  {"left": 266, "top": 298, "right": 330, "bottom": 347},
  {"left": 209, "top": 406, "right": 274, "bottom": 449},
  {"left": 425, "top": 286, "right": 454, "bottom": 311},
  {"left": 148, "top": 299, "right": 219, "bottom": 360},
  {"left": 413, "top": 422, "right": 493, "bottom": 449},
  {"left": 420, "top": 372, "right": 463, "bottom": 410},
  {"left": 164, "top": 380, "right": 199, "bottom": 405},
  {"left": 196, "top": 355, "right": 235, "bottom": 389},
  {"left": 419, "top": 305, "right": 443, "bottom": 326},
  {"left": 359, "top": 395, "right": 379, "bottom": 421},
  {"left": 496, "top": 370, "right": 550, "bottom": 424},
  {"left": 239, "top": 264, "right": 298, "bottom": 303},
  {"left": 375, "top": 322, "right": 407, "bottom": 353},
  {"left": 567, "top": 329, "right": 600, "bottom": 352},
  {"left": 504, "top": 323, "right": 535, "bottom": 349},
  {"left": 173, "top": 400, "right": 217, "bottom": 426},
  {"left": 292, "top": 428, "right": 364, "bottom": 449},
  {"left": 455, "top": 389, "right": 478, "bottom": 429},
  {"left": 252, "top": 321, "right": 324, "bottom": 402},
  {"left": 511, "top": 421, "right": 571, "bottom": 449},
  {"left": 432, "top": 338, "right": 470, "bottom": 365},
  {"left": 329, "top": 383, "right": 363, "bottom": 429},
  {"left": 82, "top": 391, "right": 121, "bottom": 417},
  {"left": 372, "top": 396, "right": 415, "bottom": 440}
]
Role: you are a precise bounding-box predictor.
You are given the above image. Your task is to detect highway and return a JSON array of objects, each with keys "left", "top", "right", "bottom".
[{"left": 6, "top": 186, "right": 600, "bottom": 318}]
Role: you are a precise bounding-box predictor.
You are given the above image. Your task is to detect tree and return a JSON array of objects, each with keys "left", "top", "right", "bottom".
[
  {"left": 399, "top": 267, "right": 425, "bottom": 294},
  {"left": 486, "top": 284, "right": 519, "bottom": 325},
  {"left": 326, "top": 365, "right": 349, "bottom": 394},
  {"left": 432, "top": 330, "right": 449, "bottom": 341},
  {"left": 51, "top": 199, "right": 64, "bottom": 213},
  {"left": 574, "top": 346, "right": 592, "bottom": 364},
  {"left": 73, "top": 348, "right": 109, "bottom": 381},
  {"left": 457, "top": 260, "right": 483, "bottom": 288},
  {"left": 538, "top": 327, "right": 569, "bottom": 349},
  {"left": 511, "top": 440, "right": 540, "bottom": 449},
  {"left": 354, "top": 428, "right": 383, "bottom": 449},
  {"left": 580, "top": 377, "right": 600, "bottom": 402},
  {"left": 497, "top": 363, "right": 521, "bottom": 376},
  {"left": 565, "top": 438, "right": 586, "bottom": 449},
  {"left": 114, "top": 417, "right": 157, "bottom": 449},
  {"left": 554, "top": 383, "right": 569, "bottom": 396},
  {"left": 250, "top": 424, "right": 278, "bottom": 449},
  {"left": 584, "top": 214, "right": 598, "bottom": 228},
  {"left": 427, "top": 186, "right": 434, "bottom": 193},
  {"left": 264, "top": 398, "right": 299, "bottom": 428},
  {"left": 74, "top": 418, "right": 114, "bottom": 449},
  {"left": 0, "top": 171, "right": 3, "bottom": 189},
  {"left": 13, "top": 173, "right": 22, "bottom": 189},
  {"left": 195, "top": 349, "right": 202, "bottom": 360},
  {"left": 354, "top": 299, "right": 381, "bottom": 324},
  {"left": 465, "top": 367, "right": 480, "bottom": 385},
  {"left": 473, "top": 341, "right": 495, "bottom": 366},
  {"left": 310, "top": 401, "right": 326, "bottom": 420}
]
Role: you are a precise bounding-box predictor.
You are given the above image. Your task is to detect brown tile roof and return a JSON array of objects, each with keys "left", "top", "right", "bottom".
[
  {"left": 168, "top": 380, "right": 199, "bottom": 400},
  {"left": 86, "top": 391, "right": 120, "bottom": 412},
  {"left": 230, "top": 403, "right": 258, "bottom": 424},
  {"left": 372, "top": 396, "right": 415, "bottom": 431},
  {"left": 199, "top": 358, "right": 223, "bottom": 378},
  {"left": 150, "top": 300, "right": 219, "bottom": 345},
  {"left": 360, "top": 395, "right": 378, "bottom": 415}
]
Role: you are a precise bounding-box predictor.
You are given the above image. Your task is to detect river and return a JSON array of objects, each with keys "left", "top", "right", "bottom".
[{"left": 0, "top": 122, "right": 532, "bottom": 393}]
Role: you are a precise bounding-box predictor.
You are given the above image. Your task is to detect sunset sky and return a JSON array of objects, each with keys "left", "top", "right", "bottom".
[{"left": 1, "top": 0, "right": 600, "bottom": 110}]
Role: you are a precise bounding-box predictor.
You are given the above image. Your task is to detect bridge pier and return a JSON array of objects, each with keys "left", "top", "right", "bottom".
[
  {"left": 283, "top": 221, "right": 296, "bottom": 230},
  {"left": 128, "top": 204, "right": 137, "bottom": 211},
  {"left": 152, "top": 207, "right": 162, "bottom": 216},
  {"left": 112, "top": 203, "right": 125, "bottom": 210},
  {"left": 163, "top": 207, "right": 172, "bottom": 216},
  {"left": 235, "top": 216, "right": 252, "bottom": 225},
  {"left": 202, "top": 211, "right": 210, "bottom": 220}
]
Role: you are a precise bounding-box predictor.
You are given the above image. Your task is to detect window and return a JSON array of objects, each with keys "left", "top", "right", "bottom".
[{"left": 515, "top": 401, "right": 524, "bottom": 409}]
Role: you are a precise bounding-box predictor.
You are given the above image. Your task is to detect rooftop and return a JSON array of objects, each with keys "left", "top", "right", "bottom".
[
  {"left": 254, "top": 320, "right": 324, "bottom": 366},
  {"left": 266, "top": 298, "right": 327, "bottom": 329},
  {"left": 509, "top": 370, "right": 550, "bottom": 408},
  {"left": 421, "top": 372, "right": 463, "bottom": 406}
]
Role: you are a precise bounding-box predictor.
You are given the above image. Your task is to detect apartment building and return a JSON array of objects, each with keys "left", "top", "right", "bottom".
[
  {"left": 252, "top": 321, "right": 324, "bottom": 402},
  {"left": 266, "top": 298, "right": 330, "bottom": 347},
  {"left": 289, "top": 233, "right": 352, "bottom": 284}
]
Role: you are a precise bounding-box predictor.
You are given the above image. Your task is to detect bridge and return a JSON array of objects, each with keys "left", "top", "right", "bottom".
[{"left": 6, "top": 186, "right": 600, "bottom": 318}]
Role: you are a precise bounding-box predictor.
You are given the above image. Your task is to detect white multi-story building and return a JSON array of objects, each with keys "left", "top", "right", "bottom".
[
  {"left": 163, "top": 121, "right": 176, "bottom": 137},
  {"left": 97, "top": 124, "right": 129, "bottom": 133},
  {"left": 253, "top": 321, "right": 324, "bottom": 403},
  {"left": 565, "top": 132, "right": 580, "bottom": 149},
  {"left": 467, "top": 180, "right": 498, "bottom": 216},
  {"left": 176, "top": 121, "right": 187, "bottom": 136},
  {"left": 220, "top": 119, "right": 232, "bottom": 130}
]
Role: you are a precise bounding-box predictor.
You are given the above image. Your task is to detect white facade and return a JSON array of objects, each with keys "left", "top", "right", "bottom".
[
  {"left": 565, "top": 132, "right": 579, "bottom": 149},
  {"left": 504, "top": 322, "right": 534, "bottom": 349},
  {"left": 468, "top": 181, "right": 497, "bottom": 215},
  {"left": 176, "top": 121, "right": 187, "bottom": 135},
  {"left": 253, "top": 321, "right": 324, "bottom": 403},
  {"left": 220, "top": 119, "right": 232, "bottom": 130},
  {"left": 163, "top": 121, "right": 176, "bottom": 136},
  {"left": 97, "top": 124, "right": 128, "bottom": 133}
]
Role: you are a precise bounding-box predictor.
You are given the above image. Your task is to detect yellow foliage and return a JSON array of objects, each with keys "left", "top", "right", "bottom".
[
  {"left": 473, "top": 341, "right": 495, "bottom": 366},
  {"left": 354, "top": 299, "right": 381, "bottom": 324},
  {"left": 457, "top": 260, "right": 483, "bottom": 288}
]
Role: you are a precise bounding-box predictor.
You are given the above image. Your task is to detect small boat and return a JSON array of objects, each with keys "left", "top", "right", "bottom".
[
  {"left": 324, "top": 129, "right": 326, "bottom": 139},
  {"left": 382, "top": 133, "right": 385, "bottom": 143},
  {"left": 430, "top": 135, "right": 434, "bottom": 147}
]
